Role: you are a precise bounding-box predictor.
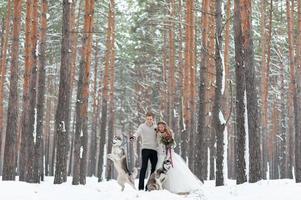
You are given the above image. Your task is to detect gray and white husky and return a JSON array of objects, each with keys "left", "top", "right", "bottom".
[
  {"left": 146, "top": 159, "right": 172, "bottom": 191},
  {"left": 107, "top": 136, "right": 137, "bottom": 191}
]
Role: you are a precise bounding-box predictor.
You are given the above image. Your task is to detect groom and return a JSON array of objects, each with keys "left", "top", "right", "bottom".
[{"left": 130, "top": 111, "right": 158, "bottom": 190}]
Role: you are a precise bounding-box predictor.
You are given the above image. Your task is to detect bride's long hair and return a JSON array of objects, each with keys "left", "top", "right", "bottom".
[{"left": 155, "top": 121, "right": 173, "bottom": 137}]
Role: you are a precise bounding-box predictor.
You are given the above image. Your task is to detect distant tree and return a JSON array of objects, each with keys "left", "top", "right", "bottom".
[
  {"left": 167, "top": 0, "right": 176, "bottom": 133},
  {"left": 259, "top": 0, "right": 273, "bottom": 180},
  {"left": 223, "top": 0, "right": 235, "bottom": 179},
  {"left": 106, "top": 0, "right": 116, "bottom": 180},
  {"left": 259, "top": 0, "right": 268, "bottom": 179},
  {"left": 240, "top": 0, "right": 262, "bottom": 183},
  {"left": 98, "top": 1, "right": 114, "bottom": 182},
  {"left": 0, "top": 0, "right": 11, "bottom": 175},
  {"left": 73, "top": 0, "right": 95, "bottom": 185},
  {"left": 54, "top": 0, "right": 75, "bottom": 184},
  {"left": 19, "top": 0, "right": 33, "bottom": 182},
  {"left": 208, "top": 0, "right": 217, "bottom": 180},
  {"left": 34, "top": 0, "right": 48, "bottom": 183},
  {"left": 286, "top": 0, "right": 296, "bottom": 180},
  {"left": 234, "top": 0, "right": 247, "bottom": 185},
  {"left": 295, "top": 0, "right": 301, "bottom": 183},
  {"left": 214, "top": 0, "right": 226, "bottom": 187},
  {"left": 2, "top": 0, "right": 22, "bottom": 181},
  {"left": 196, "top": 0, "right": 209, "bottom": 181},
  {"left": 89, "top": 39, "right": 100, "bottom": 176},
  {"left": 182, "top": 0, "right": 194, "bottom": 164},
  {"left": 26, "top": 0, "right": 39, "bottom": 183}
]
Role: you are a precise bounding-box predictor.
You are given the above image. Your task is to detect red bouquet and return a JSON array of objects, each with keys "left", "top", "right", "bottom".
[{"left": 160, "top": 132, "right": 175, "bottom": 148}]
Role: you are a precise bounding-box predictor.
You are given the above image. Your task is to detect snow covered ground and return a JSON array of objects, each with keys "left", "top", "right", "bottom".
[{"left": 0, "top": 177, "right": 300, "bottom": 200}]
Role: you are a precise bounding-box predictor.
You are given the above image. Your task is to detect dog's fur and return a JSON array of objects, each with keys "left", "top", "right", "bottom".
[
  {"left": 146, "top": 159, "right": 172, "bottom": 191},
  {"left": 107, "top": 136, "right": 137, "bottom": 191}
]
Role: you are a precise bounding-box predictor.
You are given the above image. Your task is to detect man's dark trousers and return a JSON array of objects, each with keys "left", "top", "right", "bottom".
[{"left": 138, "top": 149, "right": 158, "bottom": 190}]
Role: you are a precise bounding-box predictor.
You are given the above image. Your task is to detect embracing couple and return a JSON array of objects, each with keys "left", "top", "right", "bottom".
[{"left": 130, "top": 112, "right": 202, "bottom": 194}]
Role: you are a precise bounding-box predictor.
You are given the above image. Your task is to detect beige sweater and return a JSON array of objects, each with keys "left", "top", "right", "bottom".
[{"left": 134, "top": 122, "right": 158, "bottom": 151}]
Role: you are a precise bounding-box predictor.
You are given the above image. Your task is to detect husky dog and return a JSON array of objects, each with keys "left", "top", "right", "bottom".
[
  {"left": 146, "top": 159, "right": 172, "bottom": 191},
  {"left": 107, "top": 136, "right": 137, "bottom": 191}
]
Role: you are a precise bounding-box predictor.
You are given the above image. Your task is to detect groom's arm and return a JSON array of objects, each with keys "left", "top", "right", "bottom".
[{"left": 130, "top": 124, "right": 142, "bottom": 141}]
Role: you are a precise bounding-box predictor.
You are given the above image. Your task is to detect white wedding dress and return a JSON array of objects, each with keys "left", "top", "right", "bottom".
[{"left": 156, "top": 136, "right": 203, "bottom": 194}]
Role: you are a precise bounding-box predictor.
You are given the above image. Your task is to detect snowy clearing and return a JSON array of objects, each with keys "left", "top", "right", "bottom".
[{"left": 0, "top": 177, "right": 300, "bottom": 200}]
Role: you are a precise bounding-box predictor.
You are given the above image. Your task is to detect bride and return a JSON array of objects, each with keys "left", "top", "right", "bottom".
[{"left": 155, "top": 121, "right": 202, "bottom": 194}]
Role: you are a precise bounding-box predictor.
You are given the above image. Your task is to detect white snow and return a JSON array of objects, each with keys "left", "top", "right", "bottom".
[
  {"left": 0, "top": 177, "right": 300, "bottom": 200},
  {"left": 33, "top": 108, "right": 37, "bottom": 143},
  {"left": 219, "top": 110, "right": 226, "bottom": 125},
  {"left": 80, "top": 146, "right": 83, "bottom": 159},
  {"left": 61, "top": 121, "right": 66, "bottom": 132},
  {"left": 244, "top": 90, "right": 249, "bottom": 179},
  {"left": 221, "top": 49, "right": 225, "bottom": 95}
]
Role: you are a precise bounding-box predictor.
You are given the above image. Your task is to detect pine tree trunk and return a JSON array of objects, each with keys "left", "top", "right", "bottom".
[
  {"left": 73, "top": 0, "right": 94, "bottom": 185},
  {"left": 2, "top": 0, "right": 22, "bottom": 181},
  {"left": 26, "top": 0, "right": 39, "bottom": 183},
  {"left": 67, "top": 0, "right": 83, "bottom": 177},
  {"left": 34, "top": 0, "right": 48, "bottom": 183},
  {"left": 89, "top": 38, "right": 100, "bottom": 176},
  {"left": 168, "top": 0, "right": 176, "bottom": 133},
  {"left": 208, "top": 0, "right": 216, "bottom": 180},
  {"left": 223, "top": 0, "right": 234, "bottom": 179},
  {"left": 295, "top": 0, "right": 301, "bottom": 183},
  {"left": 19, "top": 0, "right": 33, "bottom": 181},
  {"left": 182, "top": 0, "right": 193, "bottom": 163},
  {"left": 106, "top": 0, "right": 116, "bottom": 180},
  {"left": 279, "top": 62, "right": 287, "bottom": 179},
  {"left": 188, "top": 0, "right": 196, "bottom": 170},
  {"left": 160, "top": 30, "right": 167, "bottom": 119},
  {"left": 259, "top": 0, "right": 267, "bottom": 179},
  {"left": 0, "top": 0, "right": 11, "bottom": 175},
  {"left": 98, "top": 3, "right": 113, "bottom": 181},
  {"left": 177, "top": 0, "right": 184, "bottom": 156},
  {"left": 240, "top": 0, "right": 262, "bottom": 183},
  {"left": 54, "top": 0, "right": 74, "bottom": 184},
  {"left": 44, "top": 82, "right": 52, "bottom": 176},
  {"left": 214, "top": 0, "right": 225, "bottom": 186},
  {"left": 196, "top": 0, "right": 209, "bottom": 181},
  {"left": 286, "top": 0, "right": 295, "bottom": 180},
  {"left": 234, "top": 0, "right": 247, "bottom": 184}
]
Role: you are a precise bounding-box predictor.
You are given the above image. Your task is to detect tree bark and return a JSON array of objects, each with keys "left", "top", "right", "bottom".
[
  {"left": 26, "top": 0, "right": 39, "bottom": 183},
  {"left": 34, "top": 0, "right": 48, "bottom": 183},
  {"left": 234, "top": 0, "right": 247, "bottom": 184},
  {"left": 240, "top": 0, "right": 262, "bottom": 183},
  {"left": 98, "top": 2, "right": 113, "bottom": 181},
  {"left": 196, "top": 0, "right": 209, "bottom": 181},
  {"left": 2, "top": 0, "right": 22, "bottom": 181},
  {"left": 295, "top": 0, "right": 301, "bottom": 183},
  {"left": 259, "top": 0, "right": 267, "bottom": 179},
  {"left": 286, "top": 0, "right": 295, "bottom": 180},
  {"left": 214, "top": 0, "right": 225, "bottom": 186},
  {"left": 19, "top": 0, "right": 33, "bottom": 181},
  {"left": 73, "top": 0, "right": 94, "bottom": 185},
  {"left": 54, "top": 0, "right": 74, "bottom": 184},
  {"left": 0, "top": 0, "right": 11, "bottom": 175},
  {"left": 89, "top": 38, "right": 100, "bottom": 176},
  {"left": 223, "top": 0, "right": 234, "bottom": 179},
  {"left": 106, "top": 0, "right": 116, "bottom": 180}
]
